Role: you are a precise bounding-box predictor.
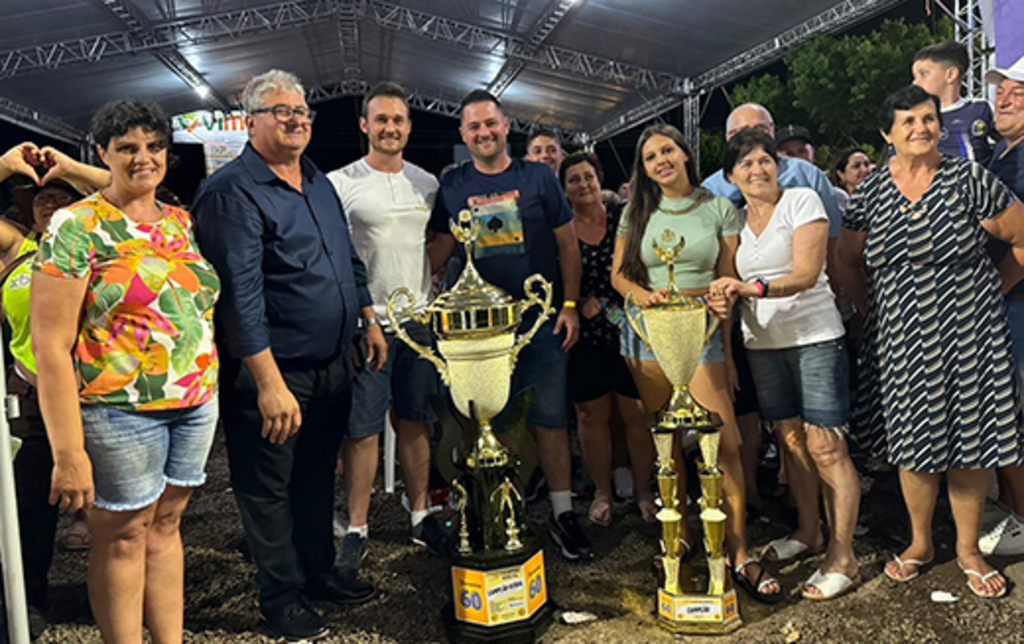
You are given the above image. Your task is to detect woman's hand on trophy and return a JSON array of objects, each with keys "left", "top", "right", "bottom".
[
  {"left": 580, "top": 296, "right": 603, "bottom": 320},
  {"left": 643, "top": 288, "right": 672, "bottom": 306}
]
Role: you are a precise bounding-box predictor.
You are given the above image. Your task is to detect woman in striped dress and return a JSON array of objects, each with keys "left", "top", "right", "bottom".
[{"left": 836, "top": 85, "right": 1024, "bottom": 598}]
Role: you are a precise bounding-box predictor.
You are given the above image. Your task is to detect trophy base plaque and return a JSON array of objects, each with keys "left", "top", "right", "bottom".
[
  {"left": 657, "top": 588, "right": 741, "bottom": 635},
  {"left": 656, "top": 561, "right": 742, "bottom": 635},
  {"left": 443, "top": 537, "right": 553, "bottom": 643}
]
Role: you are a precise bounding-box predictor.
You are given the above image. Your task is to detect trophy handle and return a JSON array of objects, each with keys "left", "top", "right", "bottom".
[
  {"left": 624, "top": 292, "right": 653, "bottom": 349},
  {"left": 385, "top": 287, "right": 450, "bottom": 385},
  {"left": 510, "top": 274, "right": 554, "bottom": 368},
  {"left": 704, "top": 304, "right": 721, "bottom": 346}
]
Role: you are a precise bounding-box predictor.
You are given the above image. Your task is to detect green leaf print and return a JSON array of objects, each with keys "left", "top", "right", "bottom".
[
  {"left": 90, "top": 282, "right": 126, "bottom": 320},
  {"left": 49, "top": 218, "right": 92, "bottom": 277},
  {"left": 136, "top": 371, "right": 167, "bottom": 402},
  {"left": 158, "top": 287, "right": 202, "bottom": 374},
  {"left": 96, "top": 216, "right": 133, "bottom": 243}
]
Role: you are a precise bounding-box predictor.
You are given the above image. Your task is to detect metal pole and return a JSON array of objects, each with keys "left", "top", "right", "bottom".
[{"left": 0, "top": 333, "right": 30, "bottom": 644}]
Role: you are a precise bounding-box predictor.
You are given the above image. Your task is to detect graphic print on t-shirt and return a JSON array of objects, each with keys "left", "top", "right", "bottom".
[{"left": 468, "top": 190, "right": 525, "bottom": 258}]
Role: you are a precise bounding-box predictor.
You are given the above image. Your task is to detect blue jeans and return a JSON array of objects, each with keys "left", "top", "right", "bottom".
[
  {"left": 81, "top": 397, "right": 218, "bottom": 511},
  {"left": 746, "top": 339, "right": 850, "bottom": 427}
]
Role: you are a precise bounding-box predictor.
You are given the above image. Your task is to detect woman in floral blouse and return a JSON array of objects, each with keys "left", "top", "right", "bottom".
[{"left": 31, "top": 100, "right": 220, "bottom": 642}]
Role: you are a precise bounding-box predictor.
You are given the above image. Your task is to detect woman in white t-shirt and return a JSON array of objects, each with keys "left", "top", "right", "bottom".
[{"left": 710, "top": 129, "right": 861, "bottom": 601}]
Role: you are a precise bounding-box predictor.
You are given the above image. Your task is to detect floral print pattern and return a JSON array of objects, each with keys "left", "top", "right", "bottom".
[{"left": 35, "top": 193, "right": 220, "bottom": 411}]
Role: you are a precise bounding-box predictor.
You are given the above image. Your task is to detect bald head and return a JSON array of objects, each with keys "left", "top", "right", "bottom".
[{"left": 726, "top": 103, "right": 775, "bottom": 140}]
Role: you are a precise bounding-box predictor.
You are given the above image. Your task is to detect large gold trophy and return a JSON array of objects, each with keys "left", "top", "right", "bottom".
[
  {"left": 625, "top": 230, "right": 741, "bottom": 635},
  {"left": 386, "top": 210, "right": 554, "bottom": 643}
]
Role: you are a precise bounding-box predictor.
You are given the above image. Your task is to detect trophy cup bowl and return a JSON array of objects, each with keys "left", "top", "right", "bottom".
[
  {"left": 625, "top": 295, "right": 720, "bottom": 430},
  {"left": 386, "top": 210, "right": 556, "bottom": 642}
]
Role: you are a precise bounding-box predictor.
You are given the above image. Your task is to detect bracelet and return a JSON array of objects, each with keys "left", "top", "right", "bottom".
[
  {"left": 363, "top": 316, "right": 380, "bottom": 327},
  {"left": 562, "top": 300, "right": 577, "bottom": 309},
  {"left": 751, "top": 277, "right": 769, "bottom": 298}
]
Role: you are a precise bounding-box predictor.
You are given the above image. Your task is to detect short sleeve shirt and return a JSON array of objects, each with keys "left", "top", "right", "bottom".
[
  {"left": 986, "top": 139, "right": 1024, "bottom": 297},
  {"left": 429, "top": 159, "right": 572, "bottom": 302},
  {"left": 34, "top": 193, "right": 220, "bottom": 410},
  {"left": 735, "top": 188, "right": 844, "bottom": 349},
  {"left": 327, "top": 158, "right": 438, "bottom": 323},
  {"left": 617, "top": 187, "right": 740, "bottom": 290},
  {"left": 940, "top": 98, "right": 994, "bottom": 165}
]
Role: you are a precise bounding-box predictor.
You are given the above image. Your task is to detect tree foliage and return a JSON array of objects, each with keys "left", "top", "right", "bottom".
[{"left": 705, "top": 18, "right": 953, "bottom": 171}]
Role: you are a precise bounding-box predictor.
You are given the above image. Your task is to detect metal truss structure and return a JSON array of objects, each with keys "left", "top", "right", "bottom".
[
  {"left": 953, "top": 0, "right": 990, "bottom": 98},
  {"left": 487, "top": 0, "right": 578, "bottom": 97},
  {"left": 0, "top": 0, "right": 964, "bottom": 149},
  {"left": 0, "top": 96, "right": 88, "bottom": 145},
  {"left": 305, "top": 77, "right": 587, "bottom": 143},
  {"left": 586, "top": 0, "right": 906, "bottom": 142},
  {"left": 365, "top": 0, "right": 685, "bottom": 94},
  {"left": 98, "top": 0, "right": 231, "bottom": 110}
]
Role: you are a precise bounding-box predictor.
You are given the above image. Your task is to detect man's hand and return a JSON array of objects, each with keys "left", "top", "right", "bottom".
[
  {"left": 0, "top": 142, "right": 41, "bottom": 184},
  {"left": 258, "top": 380, "right": 303, "bottom": 445},
  {"left": 49, "top": 449, "right": 94, "bottom": 513},
  {"left": 554, "top": 306, "right": 579, "bottom": 351},
  {"left": 580, "top": 296, "right": 603, "bottom": 320},
  {"left": 364, "top": 323, "right": 388, "bottom": 371}
]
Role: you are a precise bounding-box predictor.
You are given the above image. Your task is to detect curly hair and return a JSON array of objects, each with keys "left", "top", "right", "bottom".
[{"left": 91, "top": 99, "right": 171, "bottom": 149}]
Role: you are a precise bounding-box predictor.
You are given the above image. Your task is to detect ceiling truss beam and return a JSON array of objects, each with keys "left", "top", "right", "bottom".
[
  {"left": 305, "top": 78, "right": 586, "bottom": 144},
  {"left": 587, "top": 0, "right": 907, "bottom": 142},
  {"left": 0, "top": 96, "right": 88, "bottom": 144},
  {"left": 486, "top": 0, "right": 578, "bottom": 97},
  {"left": 98, "top": 0, "right": 231, "bottom": 109}
]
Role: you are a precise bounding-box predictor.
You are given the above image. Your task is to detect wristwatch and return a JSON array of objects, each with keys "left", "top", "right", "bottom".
[{"left": 363, "top": 316, "right": 381, "bottom": 327}]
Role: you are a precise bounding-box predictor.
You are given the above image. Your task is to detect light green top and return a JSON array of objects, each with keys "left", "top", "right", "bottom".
[
  {"left": 3, "top": 236, "right": 38, "bottom": 374},
  {"left": 617, "top": 187, "right": 740, "bottom": 290}
]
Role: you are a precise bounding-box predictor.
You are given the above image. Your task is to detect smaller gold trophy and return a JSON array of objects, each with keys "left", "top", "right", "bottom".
[{"left": 625, "top": 230, "right": 741, "bottom": 635}]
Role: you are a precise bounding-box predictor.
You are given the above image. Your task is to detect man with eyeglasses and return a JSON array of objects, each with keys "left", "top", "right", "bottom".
[
  {"left": 981, "top": 55, "right": 1024, "bottom": 558},
  {"left": 193, "top": 69, "right": 386, "bottom": 642}
]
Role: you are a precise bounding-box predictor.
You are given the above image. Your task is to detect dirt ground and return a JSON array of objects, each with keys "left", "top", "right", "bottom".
[{"left": 31, "top": 433, "right": 1024, "bottom": 644}]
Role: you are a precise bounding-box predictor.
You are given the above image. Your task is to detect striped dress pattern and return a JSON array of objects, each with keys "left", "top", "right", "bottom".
[{"left": 844, "top": 157, "right": 1023, "bottom": 473}]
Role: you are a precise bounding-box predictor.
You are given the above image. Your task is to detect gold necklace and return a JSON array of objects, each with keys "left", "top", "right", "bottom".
[{"left": 659, "top": 189, "right": 704, "bottom": 215}]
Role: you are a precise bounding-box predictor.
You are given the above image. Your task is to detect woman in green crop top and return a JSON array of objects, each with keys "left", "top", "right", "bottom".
[
  {"left": 611, "top": 124, "right": 782, "bottom": 603},
  {"left": 0, "top": 142, "right": 108, "bottom": 628}
]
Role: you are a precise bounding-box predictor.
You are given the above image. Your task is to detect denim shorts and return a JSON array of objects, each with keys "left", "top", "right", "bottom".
[
  {"left": 81, "top": 397, "right": 218, "bottom": 512},
  {"left": 619, "top": 303, "right": 725, "bottom": 365},
  {"left": 493, "top": 319, "right": 569, "bottom": 430},
  {"left": 348, "top": 321, "right": 441, "bottom": 437},
  {"left": 746, "top": 339, "right": 850, "bottom": 427}
]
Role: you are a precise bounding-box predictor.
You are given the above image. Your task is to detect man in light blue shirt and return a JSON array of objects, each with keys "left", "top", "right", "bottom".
[{"left": 703, "top": 103, "right": 842, "bottom": 238}]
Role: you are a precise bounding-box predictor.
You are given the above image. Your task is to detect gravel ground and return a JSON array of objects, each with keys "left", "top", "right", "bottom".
[{"left": 32, "top": 433, "right": 1024, "bottom": 643}]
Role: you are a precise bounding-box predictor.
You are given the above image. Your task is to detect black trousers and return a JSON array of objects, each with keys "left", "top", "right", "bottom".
[
  {"left": 8, "top": 369, "right": 59, "bottom": 610},
  {"left": 221, "top": 353, "right": 352, "bottom": 612}
]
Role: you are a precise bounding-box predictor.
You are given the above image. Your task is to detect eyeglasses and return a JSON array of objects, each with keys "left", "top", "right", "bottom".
[
  {"left": 33, "top": 192, "right": 75, "bottom": 207},
  {"left": 251, "top": 104, "right": 317, "bottom": 123}
]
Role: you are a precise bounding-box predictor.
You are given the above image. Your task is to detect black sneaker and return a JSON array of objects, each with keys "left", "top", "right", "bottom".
[
  {"left": 335, "top": 532, "right": 367, "bottom": 579},
  {"left": 261, "top": 597, "right": 330, "bottom": 642},
  {"left": 548, "top": 511, "right": 594, "bottom": 562},
  {"left": 411, "top": 514, "right": 449, "bottom": 556},
  {"left": 305, "top": 570, "right": 378, "bottom": 605}
]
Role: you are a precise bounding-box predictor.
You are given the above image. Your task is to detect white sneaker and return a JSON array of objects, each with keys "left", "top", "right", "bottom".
[{"left": 978, "top": 513, "right": 1024, "bottom": 556}]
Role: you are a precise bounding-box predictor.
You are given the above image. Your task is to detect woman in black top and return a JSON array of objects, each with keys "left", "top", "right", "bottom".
[{"left": 561, "top": 151, "right": 655, "bottom": 525}]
